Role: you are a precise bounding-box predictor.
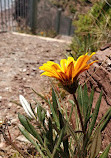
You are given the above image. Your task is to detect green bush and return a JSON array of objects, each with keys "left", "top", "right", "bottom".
[{"left": 71, "top": 0, "right": 111, "bottom": 57}]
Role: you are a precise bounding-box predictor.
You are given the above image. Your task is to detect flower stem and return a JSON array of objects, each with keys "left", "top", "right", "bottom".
[{"left": 73, "top": 93, "right": 84, "bottom": 133}]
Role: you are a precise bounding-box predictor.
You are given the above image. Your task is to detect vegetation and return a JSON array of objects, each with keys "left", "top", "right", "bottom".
[
  {"left": 50, "top": 0, "right": 92, "bottom": 15},
  {"left": 18, "top": 85, "right": 111, "bottom": 158},
  {"left": 16, "top": 56, "right": 111, "bottom": 158},
  {"left": 71, "top": 0, "right": 111, "bottom": 57}
]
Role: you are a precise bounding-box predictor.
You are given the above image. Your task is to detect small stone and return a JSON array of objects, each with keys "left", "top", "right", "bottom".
[
  {"left": 0, "top": 96, "right": 2, "bottom": 101},
  {"left": 31, "top": 72, "right": 35, "bottom": 76},
  {"left": 16, "top": 135, "right": 30, "bottom": 143},
  {"left": 32, "top": 68, "right": 36, "bottom": 71},
  {"left": 8, "top": 103, "right": 12, "bottom": 107},
  {"left": 11, "top": 118, "right": 18, "bottom": 124},
  {"left": 23, "top": 77, "right": 26, "bottom": 81},
  {"left": 5, "top": 87, "right": 12, "bottom": 92},
  {"left": 23, "top": 68, "right": 27, "bottom": 72}
]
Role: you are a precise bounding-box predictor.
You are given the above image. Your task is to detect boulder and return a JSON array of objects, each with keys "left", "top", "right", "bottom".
[{"left": 79, "top": 48, "right": 111, "bottom": 116}]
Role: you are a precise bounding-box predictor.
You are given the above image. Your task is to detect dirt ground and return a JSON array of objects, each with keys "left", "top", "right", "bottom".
[
  {"left": 0, "top": 32, "right": 70, "bottom": 157},
  {"left": 0, "top": 32, "right": 110, "bottom": 158}
]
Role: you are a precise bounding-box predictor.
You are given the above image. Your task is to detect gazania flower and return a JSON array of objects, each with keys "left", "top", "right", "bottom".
[{"left": 39, "top": 53, "right": 97, "bottom": 93}]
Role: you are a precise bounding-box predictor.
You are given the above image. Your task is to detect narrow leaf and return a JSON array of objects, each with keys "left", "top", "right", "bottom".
[
  {"left": 77, "top": 85, "right": 83, "bottom": 111},
  {"left": 18, "top": 113, "right": 44, "bottom": 145},
  {"left": 90, "top": 129, "right": 102, "bottom": 158},
  {"left": 48, "top": 99, "right": 60, "bottom": 129},
  {"left": 27, "top": 120, "right": 44, "bottom": 146},
  {"left": 99, "top": 111, "right": 111, "bottom": 132},
  {"left": 65, "top": 121, "right": 78, "bottom": 144},
  {"left": 99, "top": 143, "right": 111, "bottom": 158},
  {"left": 84, "top": 88, "right": 94, "bottom": 131},
  {"left": 46, "top": 118, "right": 53, "bottom": 152},
  {"left": 87, "top": 88, "right": 94, "bottom": 121},
  {"left": 52, "top": 88, "right": 58, "bottom": 113},
  {"left": 83, "top": 84, "right": 89, "bottom": 120},
  {"left": 19, "top": 126, "right": 47, "bottom": 158},
  {"left": 18, "top": 113, "right": 32, "bottom": 134},
  {"left": 32, "top": 89, "right": 49, "bottom": 104},
  {"left": 94, "top": 107, "right": 111, "bottom": 133},
  {"left": 88, "top": 91, "right": 102, "bottom": 137},
  {"left": 52, "top": 127, "right": 65, "bottom": 158}
]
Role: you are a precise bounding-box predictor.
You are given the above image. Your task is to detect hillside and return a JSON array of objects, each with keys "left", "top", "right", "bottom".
[{"left": 49, "top": 0, "right": 95, "bottom": 17}]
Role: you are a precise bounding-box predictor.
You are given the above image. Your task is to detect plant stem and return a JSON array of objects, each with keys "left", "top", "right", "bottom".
[{"left": 73, "top": 93, "right": 84, "bottom": 134}]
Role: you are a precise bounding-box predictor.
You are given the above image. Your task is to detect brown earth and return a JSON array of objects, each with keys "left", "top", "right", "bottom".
[
  {"left": 0, "top": 32, "right": 110, "bottom": 157},
  {"left": 0, "top": 32, "right": 69, "bottom": 157}
]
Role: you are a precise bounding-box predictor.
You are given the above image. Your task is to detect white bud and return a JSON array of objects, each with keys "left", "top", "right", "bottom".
[{"left": 19, "top": 95, "right": 35, "bottom": 119}]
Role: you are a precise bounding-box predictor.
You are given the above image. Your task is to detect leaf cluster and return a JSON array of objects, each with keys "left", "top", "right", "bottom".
[{"left": 18, "top": 86, "right": 111, "bottom": 158}]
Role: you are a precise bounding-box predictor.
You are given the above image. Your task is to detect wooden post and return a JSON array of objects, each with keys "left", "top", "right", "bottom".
[
  {"left": 30, "top": 0, "right": 38, "bottom": 34},
  {"left": 56, "top": 8, "right": 62, "bottom": 34},
  {"left": 68, "top": 18, "right": 72, "bottom": 36}
]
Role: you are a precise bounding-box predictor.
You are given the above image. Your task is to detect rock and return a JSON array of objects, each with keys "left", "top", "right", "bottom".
[
  {"left": 80, "top": 48, "right": 111, "bottom": 107},
  {"left": 0, "top": 96, "right": 2, "bottom": 102},
  {"left": 22, "top": 68, "right": 27, "bottom": 72}
]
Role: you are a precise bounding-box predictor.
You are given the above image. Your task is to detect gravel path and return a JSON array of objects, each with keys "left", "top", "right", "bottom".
[{"left": 0, "top": 32, "right": 69, "bottom": 157}]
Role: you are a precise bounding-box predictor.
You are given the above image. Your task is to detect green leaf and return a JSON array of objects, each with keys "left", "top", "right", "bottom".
[
  {"left": 49, "top": 79, "right": 62, "bottom": 112},
  {"left": 46, "top": 118, "right": 53, "bottom": 152},
  {"left": 27, "top": 120, "right": 44, "bottom": 146},
  {"left": 65, "top": 121, "right": 78, "bottom": 145},
  {"left": 88, "top": 91, "right": 102, "bottom": 137},
  {"left": 43, "top": 137, "right": 52, "bottom": 157},
  {"left": 52, "top": 88, "right": 58, "bottom": 113},
  {"left": 84, "top": 88, "right": 94, "bottom": 131},
  {"left": 68, "top": 99, "right": 74, "bottom": 105},
  {"left": 97, "top": 107, "right": 111, "bottom": 128},
  {"left": 74, "top": 103, "right": 80, "bottom": 131},
  {"left": 99, "top": 143, "right": 111, "bottom": 158},
  {"left": 48, "top": 99, "right": 60, "bottom": 129},
  {"left": 68, "top": 104, "right": 74, "bottom": 122},
  {"left": 18, "top": 113, "right": 32, "bottom": 134},
  {"left": 87, "top": 88, "right": 94, "bottom": 120},
  {"left": 77, "top": 85, "right": 83, "bottom": 111},
  {"left": 32, "top": 89, "right": 49, "bottom": 104},
  {"left": 37, "top": 105, "right": 46, "bottom": 123},
  {"left": 52, "top": 127, "right": 65, "bottom": 158},
  {"left": 99, "top": 108, "right": 111, "bottom": 132},
  {"left": 90, "top": 129, "right": 102, "bottom": 158},
  {"left": 93, "top": 107, "right": 111, "bottom": 134},
  {"left": 19, "top": 125, "right": 47, "bottom": 158},
  {"left": 18, "top": 113, "right": 44, "bottom": 145},
  {"left": 83, "top": 84, "right": 89, "bottom": 121}
]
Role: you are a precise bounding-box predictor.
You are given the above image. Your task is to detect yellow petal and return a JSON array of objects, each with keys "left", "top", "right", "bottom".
[
  {"left": 51, "top": 63, "right": 61, "bottom": 71},
  {"left": 74, "top": 53, "right": 95, "bottom": 72},
  {"left": 67, "top": 57, "right": 75, "bottom": 66},
  {"left": 74, "top": 54, "right": 87, "bottom": 70},
  {"left": 88, "top": 60, "right": 98, "bottom": 66},
  {"left": 58, "top": 71, "right": 67, "bottom": 82},
  {"left": 41, "top": 71, "right": 60, "bottom": 80},
  {"left": 66, "top": 61, "right": 74, "bottom": 80},
  {"left": 60, "top": 59, "right": 67, "bottom": 72}
]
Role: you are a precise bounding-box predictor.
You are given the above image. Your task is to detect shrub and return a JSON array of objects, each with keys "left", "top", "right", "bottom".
[{"left": 71, "top": 0, "right": 111, "bottom": 57}]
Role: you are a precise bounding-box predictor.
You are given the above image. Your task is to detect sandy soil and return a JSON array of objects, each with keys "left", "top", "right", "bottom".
[{"left": 0, "top": 32, "right": 69, "bottom": 157}]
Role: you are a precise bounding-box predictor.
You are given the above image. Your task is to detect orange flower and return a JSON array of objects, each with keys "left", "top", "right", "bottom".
[{"left": 39, "top": 53, "right": 97, "bottom": 93}]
